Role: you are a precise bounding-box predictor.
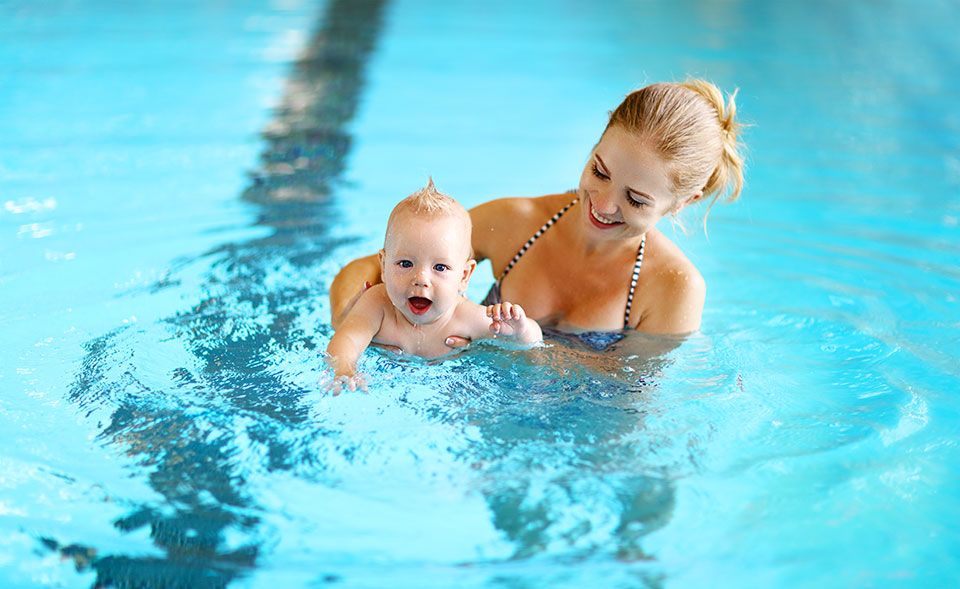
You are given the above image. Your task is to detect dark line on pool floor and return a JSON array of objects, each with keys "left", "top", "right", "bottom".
[{"left": 63, "top": 1, "right": 389, "bottom": 587}]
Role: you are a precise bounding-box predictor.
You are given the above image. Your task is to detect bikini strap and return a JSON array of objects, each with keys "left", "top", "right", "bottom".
[
  {"left": 497, "top": 197, "right": 579, "bottom": 280},
  {"left": 623, "top": 236, "right": 646, "bottom": 328},
  {"left": 495, "top": 195, "right": 645, "bottom": 330}
]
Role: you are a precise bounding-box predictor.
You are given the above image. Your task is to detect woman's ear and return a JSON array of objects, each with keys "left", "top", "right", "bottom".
[{"left": 673, "top": 190, "right": 703, "bottom": 215}]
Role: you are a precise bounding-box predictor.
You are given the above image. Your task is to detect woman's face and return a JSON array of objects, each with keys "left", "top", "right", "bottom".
[{"left": 577, "top": 125, "right": 679, "bottom": 241}]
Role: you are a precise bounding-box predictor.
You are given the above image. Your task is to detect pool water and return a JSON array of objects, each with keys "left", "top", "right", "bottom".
[{"left": 2, "top": 0, "right": 959, "bottom": 587}]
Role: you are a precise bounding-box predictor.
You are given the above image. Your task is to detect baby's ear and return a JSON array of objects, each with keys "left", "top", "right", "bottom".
[
  {"left": 378, "top": 249, "right": 386, "bottom": 271},
  {"left": 460, "top": 258, "right": 477, "bottom": 289}
]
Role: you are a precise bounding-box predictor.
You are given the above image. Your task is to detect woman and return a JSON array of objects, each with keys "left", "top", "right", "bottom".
[{"left": 331, "top": 79, "right": 744, "bottom": 342}]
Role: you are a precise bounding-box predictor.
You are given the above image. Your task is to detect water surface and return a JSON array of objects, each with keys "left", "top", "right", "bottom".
[{"left": 2, "top": 0, "right": 959, "bottom": 587}]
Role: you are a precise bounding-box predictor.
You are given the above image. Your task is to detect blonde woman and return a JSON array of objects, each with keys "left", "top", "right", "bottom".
[{"left": 331, "top": 80, "right": 745, "bottom": 347}]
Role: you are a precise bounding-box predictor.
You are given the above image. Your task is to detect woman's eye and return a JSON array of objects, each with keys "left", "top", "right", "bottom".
[
  {"left": 433, "top": 264, "right": 449, "bottom": 272},
  {"left": 591, "top": 162, "right": 609, "bottom": 180},
  {"left": 398, "top": 260, "right": 413, "bottom": 268},
  {"left": 626, "top": 195, "right": 650, "bottom": 209}
]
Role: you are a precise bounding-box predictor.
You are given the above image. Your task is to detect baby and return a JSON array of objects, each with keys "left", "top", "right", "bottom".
[{"left": 326, "top": 180, "right": 542, "bottom": 392}]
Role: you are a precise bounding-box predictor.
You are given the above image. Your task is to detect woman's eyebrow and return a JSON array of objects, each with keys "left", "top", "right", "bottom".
[
  {"left": 594, "top": 153, "right": 611, "bottom": 173},
  {"left": 596, "top": 154, "right": 655, "bottom": 201}
]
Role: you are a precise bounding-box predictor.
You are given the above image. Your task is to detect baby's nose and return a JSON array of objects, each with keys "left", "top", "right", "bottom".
[{"left": 413, "top": 268, "right": 429, "bottom": 286}]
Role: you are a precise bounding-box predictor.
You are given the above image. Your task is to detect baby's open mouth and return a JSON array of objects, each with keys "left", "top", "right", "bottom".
[{"left": 407, "top": 296, "right": 432, "bottom": 315}]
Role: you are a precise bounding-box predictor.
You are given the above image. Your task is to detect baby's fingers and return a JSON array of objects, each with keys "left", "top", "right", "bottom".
[
  {"left": 510, "top": 304, "right": 525, "bottom": 321},
  {"left": 324, "top": 374, "right": 355, "bottom": 395},
  {"left": 351, "top": 374, "right": 369, "bottom": 393},
  {"left": 320, "top": 373, "right": 336, "bottom": 390},
  {"left": 326, "top": 378, "right": 344, "bottom": 396}
]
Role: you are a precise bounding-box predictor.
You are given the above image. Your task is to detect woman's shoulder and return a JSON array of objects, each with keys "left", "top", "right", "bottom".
[
  {"left": 470, "top": 192, "right": 573, "bottom": 227},
  {"left": 646, "top": 230, "right": 705, "bottom": 292},
  {"left": 636, "top": 230, "right": 706, "bottom": 333},
  {"left": 469, "top": 193, "right": 574, "bottom": 261}
]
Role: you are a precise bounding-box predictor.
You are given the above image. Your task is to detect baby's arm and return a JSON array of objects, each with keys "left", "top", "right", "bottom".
[
  {"left": 325, "top": 285, "right": 387, "bottom": 391},
  {"left": 486, "top": 301, "right": 542, "bottom": 345}
]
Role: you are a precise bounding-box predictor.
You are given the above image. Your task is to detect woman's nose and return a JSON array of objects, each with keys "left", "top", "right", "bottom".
[{"left": 593, "top": 188, "right": 618, "bottom": 214}]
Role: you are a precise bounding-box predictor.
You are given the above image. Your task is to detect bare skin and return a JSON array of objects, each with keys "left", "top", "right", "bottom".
[
  {"left": 326, "top": 212, "right": 541, "bottom": 392},
  {"left": 328, "top": 284, "right": 538, "bottom": 391},
  {"left": 331, "top": 125, "right": 706, "bottom": 342}
]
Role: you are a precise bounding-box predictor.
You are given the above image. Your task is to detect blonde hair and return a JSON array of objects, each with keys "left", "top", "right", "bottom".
[
  {"left": 607, "top": 79, "right": 745, "bottom": 225},
  {"left": 385, "top": 178, "right": 472, "bottom": 252}
]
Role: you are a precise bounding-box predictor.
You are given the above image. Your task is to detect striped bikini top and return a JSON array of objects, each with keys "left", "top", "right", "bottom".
[{"left": 481, "top": 196, "right": 646, "bottom": 329}]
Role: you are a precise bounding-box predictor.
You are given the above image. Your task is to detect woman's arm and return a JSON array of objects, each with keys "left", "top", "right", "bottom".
[{"left": 329, "top": 253, "right": 381, "bottom": 329}]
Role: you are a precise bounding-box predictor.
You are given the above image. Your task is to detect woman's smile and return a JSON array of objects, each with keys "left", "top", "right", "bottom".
[{"left": 588, "top": 198, "right": 624, "bottom": 229}]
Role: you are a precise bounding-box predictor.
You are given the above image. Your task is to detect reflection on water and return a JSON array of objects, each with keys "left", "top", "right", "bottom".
[
  {"left": 63, "top": 0, "right": 389, "bottom": 585},
  {"left": 65, "top": 325, "right": 695, "bottom": 585}
]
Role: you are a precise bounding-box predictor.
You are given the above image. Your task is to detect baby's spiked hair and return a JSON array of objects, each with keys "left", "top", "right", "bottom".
[{"left": 388, "top": 178, "right": 466, "bottom": 220}]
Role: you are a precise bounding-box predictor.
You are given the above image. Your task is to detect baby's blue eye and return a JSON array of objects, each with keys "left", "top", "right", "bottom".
[
  {"left": 398, "top": 260, "right": 413, "bottom": 268},
  {"left": 433, "top": 264, "right": 448, "bottom": 272}
]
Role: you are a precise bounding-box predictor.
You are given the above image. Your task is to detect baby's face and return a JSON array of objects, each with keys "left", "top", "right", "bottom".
[{"left": 381, "top": 213, "right": 474, "bottom": 326}]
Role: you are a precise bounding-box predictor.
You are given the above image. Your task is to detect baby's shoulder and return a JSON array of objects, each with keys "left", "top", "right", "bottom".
[
  {"left": 350, "top": 283, "right": 392, "bottom": 317},
  {"left": 357, "top": 282, "right": 389, "bottom": 303}
]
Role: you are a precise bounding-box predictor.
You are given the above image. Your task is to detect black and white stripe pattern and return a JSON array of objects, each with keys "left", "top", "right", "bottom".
[
  {"left": 623, "top": 236, "right": 646, "bottom": 328},
  {"left": 498, "top": 197, "right": 579, "bottom": 280},
  {"left": 495, "top": 195, "right": 646, "bottom": 330}
]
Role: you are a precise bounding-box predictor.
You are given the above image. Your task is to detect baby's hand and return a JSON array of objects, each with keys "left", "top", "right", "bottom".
[
  {"left": 323, "top": 372, "right": 368, "bottom": 395},
  {"left": 487, "top": 302, "right": 530, "bottom": 339}
]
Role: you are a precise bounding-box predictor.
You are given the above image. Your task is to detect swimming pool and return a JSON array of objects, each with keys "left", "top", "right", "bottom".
[{"left": 2, "top": 0, "right": 959, "bottom": 587}]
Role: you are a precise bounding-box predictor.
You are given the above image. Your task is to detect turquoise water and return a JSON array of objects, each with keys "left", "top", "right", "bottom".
[{"left": 2, "top": 0, "right": 959, "bottom": 587}]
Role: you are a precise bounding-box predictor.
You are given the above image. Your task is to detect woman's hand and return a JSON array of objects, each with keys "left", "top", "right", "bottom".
[{"left": 443, "top": 335, "right": 472, "bottom": 349}]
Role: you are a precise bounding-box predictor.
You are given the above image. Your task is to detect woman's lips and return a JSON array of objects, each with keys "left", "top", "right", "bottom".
[
  {"left": 587, "top": 200, "right": 623, "bottom": 230},
  {"left": 407, "top": 296, "right": 432, "bottom": 315}
]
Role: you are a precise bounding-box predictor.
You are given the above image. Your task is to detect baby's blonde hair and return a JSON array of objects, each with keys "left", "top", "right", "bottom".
[
  {"left": 388, "top": 178, "right": 466, "bottom": 221},
  {"left": 384, "top": 178, "right": 472, "bottom": 255},
  {"left": 607, "top": 79, "right": 745, "bottom": 227}
]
